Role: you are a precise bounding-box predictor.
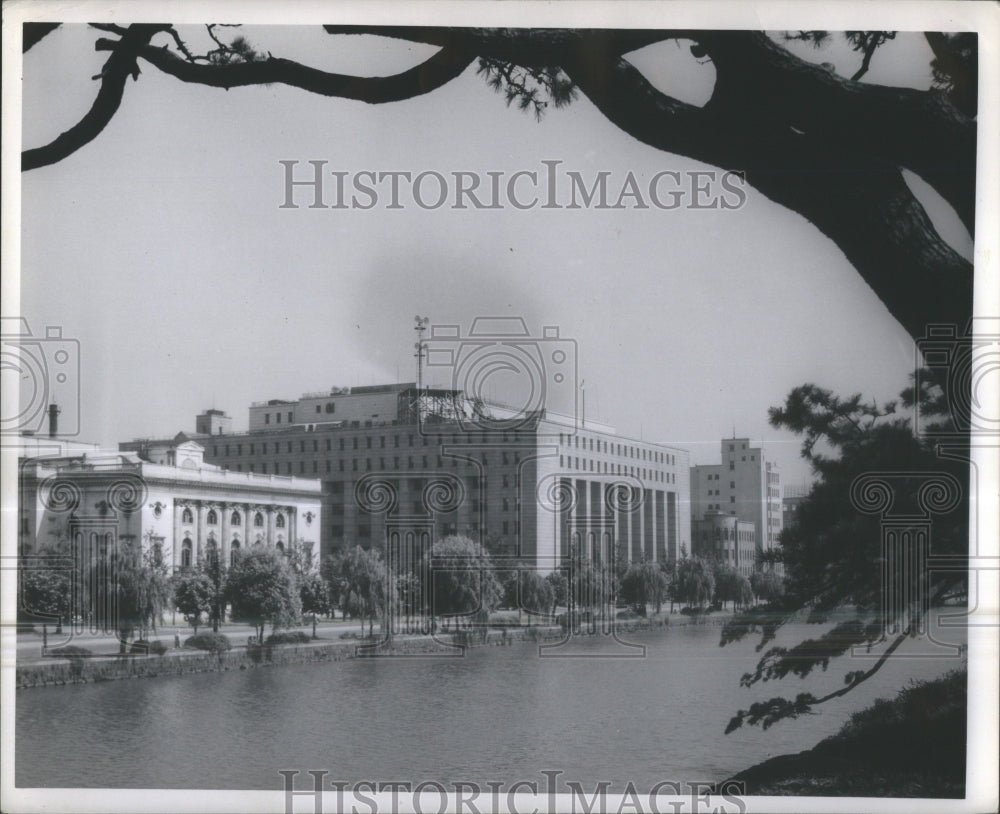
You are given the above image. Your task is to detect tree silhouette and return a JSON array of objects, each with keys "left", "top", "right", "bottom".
[
  {"left": 21, "top": 24, "right": 976, "bottom": 341},
  {"left": 721, "top": 375, "right": 968, "bottom": 732}
]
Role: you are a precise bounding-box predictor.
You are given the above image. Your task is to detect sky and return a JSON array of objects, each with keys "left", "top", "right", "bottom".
[{"left": 15, "top": 22, "right": 975, "bottom": 487}]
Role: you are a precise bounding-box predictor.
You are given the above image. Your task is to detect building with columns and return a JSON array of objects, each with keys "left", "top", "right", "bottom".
[
  {"left": 195, "top": 383, "right": 691, "bottom": 573},
  {"left": 19, "top": 443, "right": 321, "bottom": 570}
]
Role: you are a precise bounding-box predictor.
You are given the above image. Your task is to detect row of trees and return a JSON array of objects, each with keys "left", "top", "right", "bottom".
[{"left": 21, "top": 528, "right": 785, "bottom": 648}]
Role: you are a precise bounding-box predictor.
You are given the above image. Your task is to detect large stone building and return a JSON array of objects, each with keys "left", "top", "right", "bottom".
[
  {"left": 191, "top": 385, "right": 691, "bottom": 572},
  {"left": 689, "top": 436, "right": 782, "bottom": 568},
  {"left": 21, "top": 441, "right": 322, "bottom": 570}
]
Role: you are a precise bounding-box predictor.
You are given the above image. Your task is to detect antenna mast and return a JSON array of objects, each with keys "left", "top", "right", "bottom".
[{"left": 414, "top": 315, "right": 428, "bottom": 421}]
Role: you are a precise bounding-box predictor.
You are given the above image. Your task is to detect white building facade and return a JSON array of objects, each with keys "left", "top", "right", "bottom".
[{"left": 20, "top": 446, "right": 321, "bottom": 570}]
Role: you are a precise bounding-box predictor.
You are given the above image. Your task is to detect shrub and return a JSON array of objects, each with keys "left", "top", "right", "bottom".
[
  {"left": 265, "top": 631, "right": 310, "bottom": 646},
  {"left": 488, "top": 611, "right": 522, "bottom": 628},
  {"left": 49, "top": 645, "right": 92, "bottom": 658},
  {"left": 680, "top": 605, "right": 709, "bottom": 616},
  {"left": 184, "top": 632, "right": 232, "bottom": 652}
]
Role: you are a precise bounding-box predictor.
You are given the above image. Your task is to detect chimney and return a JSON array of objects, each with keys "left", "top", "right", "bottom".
[{"left": 48, "top": 404, "right": 60, "bottom": 438}]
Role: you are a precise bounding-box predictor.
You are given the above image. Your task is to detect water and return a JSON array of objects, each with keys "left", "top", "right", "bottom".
[{"left": 16, "top": 622, "right": 963, "bottom": 790}]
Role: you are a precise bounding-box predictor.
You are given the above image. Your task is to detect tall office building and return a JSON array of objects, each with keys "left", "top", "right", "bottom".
[
  {"left": 689, "top": 436, "right": 782, "bottom": 569},
  {"left": 185, "top": 383, "right": 690, "bottom": 572}
]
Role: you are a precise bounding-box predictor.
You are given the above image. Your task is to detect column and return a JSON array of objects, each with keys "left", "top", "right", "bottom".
[
  {"left": 173, "top": 501, "right": 183, "bottom": 567},
  {"left": 196, "top": 502, "right": 207, "bottom": 561},
  {"left": 220, "top": 502, "right": 230, "bottom": 566},
  {"left": 629, "top": 487, "right": 641, "bottom": 562},
  {"left": 643, "top": 488, "right": 654, "bottom": 561},
  {"left": 655, "top": 490, "right": 666, "bottom": 563}
]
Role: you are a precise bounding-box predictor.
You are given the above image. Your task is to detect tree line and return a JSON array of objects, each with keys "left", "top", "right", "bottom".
[{"left": 20, "top": 526, "right": 784, "bottom": 649}]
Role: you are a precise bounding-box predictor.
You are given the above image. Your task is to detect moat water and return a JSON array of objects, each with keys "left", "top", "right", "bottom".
[{"left": 16, "top": 621, "right": 964, "bottom": 790}]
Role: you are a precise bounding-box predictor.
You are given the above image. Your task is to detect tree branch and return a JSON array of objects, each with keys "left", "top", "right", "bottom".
[
  {"left": 23, "top": 22, "right": 62, "bottom": 53},
  {"left": 697, "top": 31, "right": 976, "bottom": 235},
  {"left": 22, "top": 24, "right": 170, "bottom": 172},
  {"left": 565, "top": 52, "right": 973, "bottom": 343},
  {"left": 123, "top": 40, "right": 475, "bottom": 103}
]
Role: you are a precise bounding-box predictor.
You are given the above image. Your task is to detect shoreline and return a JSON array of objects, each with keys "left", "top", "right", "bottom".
[{"left": 15, "top": 612, "right": 733, "bottom": 690}]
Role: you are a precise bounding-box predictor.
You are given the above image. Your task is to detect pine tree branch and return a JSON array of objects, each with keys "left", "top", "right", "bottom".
[
  {"left": 120, "top": 39, "right": 475, "bottom": 103},
  {"left": 22, "top": 24, "right": 170, "bottom": 171}
]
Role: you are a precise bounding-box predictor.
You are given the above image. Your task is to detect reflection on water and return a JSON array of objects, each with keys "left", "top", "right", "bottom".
[{"left": 16, "top": 622, "right": 964, "bottom": 790}]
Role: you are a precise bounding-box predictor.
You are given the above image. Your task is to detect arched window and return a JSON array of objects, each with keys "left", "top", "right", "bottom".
[
  {"left": 181, "top": 538, "right": 193, "bottom": 568},
  {"left": 254, "top": 512, "right": 264, "bottom": 528},
  {"left": 231, "top": 511, "right": 241, "bottom": 526},
  {"left": 275, "top": 514, "right": 286, "bottom": 529},
  {"left": 230, "top": 538, "right": 240, "bottom": 566},
  {"left": 275, "top": 540, "right": 284, "bottom": 553},
  {"left": 207, "top": 509, "right": 218, "bottom": 525},
  {"left": 182, "top": 508, "right": 193, "bottom": 524}
]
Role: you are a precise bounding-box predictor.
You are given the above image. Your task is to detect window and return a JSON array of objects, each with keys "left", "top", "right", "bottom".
[
  {"left": 313, "top": 440, "right": 318, "bottom": 452},
  {"left": 254, "top": 512, "right": 264, "bottom": 527},
  {"left": 230, "top": 539, "right": 240, "bottom": 566},
  {"left": 730, "top": 481, "right": 735, "bottom": 489},
  {"left": 326, "top": 403, "right": 335, "bottom": 413},
  {"left": 730, "top": 496, "right": 735, "bottom": 503},
  {"left": 287, "top": 411, "right": 293, "bottom": 422},
  {"left": 316, "top": 405, "right": 322, "bottom": 413},
  {"left": 207, "top": 510, "right": 218, "bottom": 525},
  {"left": 182, "top": 508, "right": 193, "bottom": 524},
  {"left": 265, "top": 414, "right": 270, "bottom": 425},
  {"left": 287, "top": 442, "right": 292, "bottom": 453},
  {"left": 729, "top": 462, "right": 735, "bottom": 471},
  {"left": 277, "top": 413, "right": 281, "bottom": 424},
  {"left": 275, "top": 541, "right": 284, "bottom": 553},
  {"left": 231, "top": 511, "right": 242, "bottom": 525},
  {"left": 181, "top": 539, "right": 193, "bottom": 568}
]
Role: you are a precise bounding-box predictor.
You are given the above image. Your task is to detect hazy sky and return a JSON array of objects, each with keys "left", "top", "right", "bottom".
[{"left": 17, "top": 23, "right": 974, "bottom": 486}]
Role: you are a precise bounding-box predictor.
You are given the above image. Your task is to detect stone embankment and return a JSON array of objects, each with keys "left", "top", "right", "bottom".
[{"left": 18, "top": 614, "right": 727, "bottom": 689}]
